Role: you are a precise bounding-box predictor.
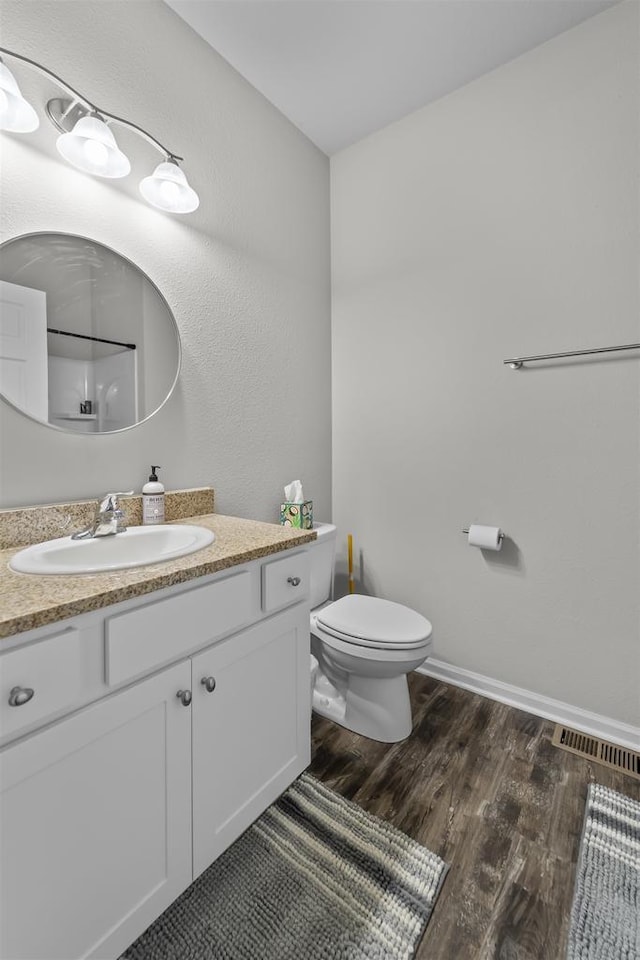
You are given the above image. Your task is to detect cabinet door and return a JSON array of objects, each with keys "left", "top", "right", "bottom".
[
  {"left": 192, "top": 605, "right": 310, "bottom": 877},
  {"left": 0, "top": 661, "right": 192, "bottom": 960}
]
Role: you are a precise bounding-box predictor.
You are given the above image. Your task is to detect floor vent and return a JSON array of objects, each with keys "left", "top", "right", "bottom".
[{"left": 552, "top": 725, "right": 640, "bottom": 781}]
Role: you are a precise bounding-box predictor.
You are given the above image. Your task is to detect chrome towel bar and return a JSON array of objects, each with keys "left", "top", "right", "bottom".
[{"left": 504, "top": 342, "right": 640, "bottom": 369}]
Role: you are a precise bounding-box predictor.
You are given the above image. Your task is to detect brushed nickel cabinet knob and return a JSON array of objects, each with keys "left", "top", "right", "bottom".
[
  {"left": 8, "top": 686, "right": 34, "bottom": 707},
  {"left": 176, "top": 689, "right": 192, "bottom": 707},
  {"left": 201, "top": 676, "right": 216, "bottom": 693},
  {"left": 287, "top": 576, "right": 301, "bottom": 586}
]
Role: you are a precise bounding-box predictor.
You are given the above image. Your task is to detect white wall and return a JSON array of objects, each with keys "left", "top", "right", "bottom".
[
  {"left": 331, "top": 3, "right": 639, "bottom": 726},
  {"left": 0, "top": 0, "right": 331, "bottom": 522}
]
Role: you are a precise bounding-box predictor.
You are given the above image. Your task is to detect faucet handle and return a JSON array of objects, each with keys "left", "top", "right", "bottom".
[{"left": 98, "top": 491, "right": 134, "bottom": 513}]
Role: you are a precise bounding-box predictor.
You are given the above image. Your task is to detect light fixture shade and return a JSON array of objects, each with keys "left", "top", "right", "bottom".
[
  {"left": 56, "top": 114, "right": 131, "bottom": 178},
  {"left": 139, "top": 160, "right": 200, "bottom": 214},
  {"left": 0, "top": 61, "right": 39, "bottom": 132}
]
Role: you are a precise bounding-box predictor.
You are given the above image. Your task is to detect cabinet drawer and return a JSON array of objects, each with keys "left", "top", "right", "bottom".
[
  {"left": 0, "top": 628, "right": 86, "bottom": 739},
  {"left": 106, "top": 571, "right": 252, "bottom": 686},
  {"left": 262, "top": 551, "right": 309, "bottom": 614}
]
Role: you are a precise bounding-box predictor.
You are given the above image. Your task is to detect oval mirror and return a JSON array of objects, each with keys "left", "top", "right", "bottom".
[{"left": 0, "top": 232, "right": 181, "bottom": 434}]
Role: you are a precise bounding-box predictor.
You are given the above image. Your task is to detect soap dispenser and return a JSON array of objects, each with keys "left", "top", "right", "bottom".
[{"left": 142, "top": 466, "right": 165, "bottom": 525}]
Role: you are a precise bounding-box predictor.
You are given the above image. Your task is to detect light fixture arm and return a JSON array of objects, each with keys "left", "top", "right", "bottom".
[
  {"left": 93, "top": 106, "right": 183, "bottom": 163},
  {"left": 0, "top": 46, "right": 182, "bottom": 161}
]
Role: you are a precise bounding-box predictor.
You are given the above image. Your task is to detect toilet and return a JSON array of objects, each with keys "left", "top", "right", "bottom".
[{"left": 309, "top": 523, "right": 433, "bottom": 743}]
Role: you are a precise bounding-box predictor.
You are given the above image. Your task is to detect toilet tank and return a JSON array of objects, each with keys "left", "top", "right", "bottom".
[{"left": 308, "top": 522, "right": 337, "bottom": 609}]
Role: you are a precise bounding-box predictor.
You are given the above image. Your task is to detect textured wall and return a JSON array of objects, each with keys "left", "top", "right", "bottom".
[
  {"left": 331, "top": 4, "right": 639, "bottom": 725},
  {"left": 0, "top": 0, "right": 331, "bottom": 521}
]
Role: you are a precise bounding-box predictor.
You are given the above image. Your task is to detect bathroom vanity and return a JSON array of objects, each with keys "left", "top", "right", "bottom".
[{"left": 0, "top": 509, "right": 314, "bottom": 960}]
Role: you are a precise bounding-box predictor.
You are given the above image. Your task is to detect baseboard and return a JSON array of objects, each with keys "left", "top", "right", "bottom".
[{"left": 417, "top": 658, "right": 640, "bottom": 751}]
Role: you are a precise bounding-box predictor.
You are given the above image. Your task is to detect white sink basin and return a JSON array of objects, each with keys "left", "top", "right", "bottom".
[{"left": 9, "top": 525, "right": 216, "bottom": 575}]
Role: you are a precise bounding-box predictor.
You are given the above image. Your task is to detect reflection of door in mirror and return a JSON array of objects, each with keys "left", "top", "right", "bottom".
[{"left": 0, "top": 280, "right": 48, "bottom": 423}]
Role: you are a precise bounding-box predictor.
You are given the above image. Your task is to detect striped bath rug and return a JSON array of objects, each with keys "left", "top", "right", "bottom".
[
  {"left": 122, "top": 772, "right": 448, "bottom": 960},
  {"left": 567, "top": 783, "right": 640, "bottom": 960}
]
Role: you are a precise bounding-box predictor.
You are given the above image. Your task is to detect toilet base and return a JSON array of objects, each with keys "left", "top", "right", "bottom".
[
  {"left": 312, "top": 672, "right": 413, "bottom": 743},
  {"left": 312, "top": 672, "right": 347, "bottom": 724}
]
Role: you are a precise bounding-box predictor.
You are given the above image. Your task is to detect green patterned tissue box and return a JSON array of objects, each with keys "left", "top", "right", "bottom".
[{"left": 280, "top": 501, "right": 313, "bottom": 529}]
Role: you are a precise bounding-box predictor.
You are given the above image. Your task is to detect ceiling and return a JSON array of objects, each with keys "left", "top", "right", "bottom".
[{"left": 166, "top": 0, "right": 618, "bottom": 155}]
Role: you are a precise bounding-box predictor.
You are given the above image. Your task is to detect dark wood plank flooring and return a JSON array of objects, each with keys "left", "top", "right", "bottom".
[{"left": 309, "top": 674, "right": 640, "bottom": 960}]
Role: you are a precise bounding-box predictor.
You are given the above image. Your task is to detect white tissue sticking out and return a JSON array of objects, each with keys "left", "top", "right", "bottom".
[
  {"left": 468, "top": 524, "right": 503, "bottom": 551},
  {"left": 284, "top": 479, "right": 305, "bottom": 503}
]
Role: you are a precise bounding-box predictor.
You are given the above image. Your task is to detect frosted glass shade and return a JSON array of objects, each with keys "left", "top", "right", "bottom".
[
  {"left": 139, "top": 160, "right": 199, "bottom": 214},
  {"left": 56, "top": 115, "right": 131, "bottom": 178},
  {"left": 0, "top": 61, "right": 39, "bottom": 132}
]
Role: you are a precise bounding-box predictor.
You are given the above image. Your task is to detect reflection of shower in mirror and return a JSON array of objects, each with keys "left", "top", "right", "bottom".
[
  {"left": 98, "top": 350, "right": 138, "bottom": 432},
  {"left": 47, "top": 349, "right": 137, "bottom": 433}
]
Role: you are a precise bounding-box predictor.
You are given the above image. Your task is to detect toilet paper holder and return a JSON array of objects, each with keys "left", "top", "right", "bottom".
[{"left": 462, "top": 527, "right": 505, "bottom": 545}]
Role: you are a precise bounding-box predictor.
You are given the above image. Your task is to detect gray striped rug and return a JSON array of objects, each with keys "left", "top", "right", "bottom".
[
  {"left": 122, "top": 772, "right": 448, "bottom": 960},
  {"left": 567, "top": 783, "right": 640, "bottom": 960}
]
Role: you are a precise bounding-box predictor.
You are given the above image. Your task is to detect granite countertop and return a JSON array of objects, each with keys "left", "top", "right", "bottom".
[{"left": 0, "top": 514, "right": 316, "bottom": 640}]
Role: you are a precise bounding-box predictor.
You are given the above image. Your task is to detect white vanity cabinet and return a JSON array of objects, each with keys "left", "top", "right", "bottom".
[
  {"left": 0, "top": 661, "right": 193, "bottom": 960},
  {"left": 192, "top": 606, "right": 309, "bottom": 877},
  {"left": 0, "top": 548, "right": 311, "bottom": 960}
]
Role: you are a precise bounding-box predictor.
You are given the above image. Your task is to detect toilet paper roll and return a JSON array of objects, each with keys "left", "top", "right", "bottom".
[{"left": 468, "top": 524, "right": 503, "bottom": 551}]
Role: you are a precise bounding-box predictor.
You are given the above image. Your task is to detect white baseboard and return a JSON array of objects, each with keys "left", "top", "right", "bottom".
[{"left": 416, "top": 658, "right": 640, "bottom": 751}]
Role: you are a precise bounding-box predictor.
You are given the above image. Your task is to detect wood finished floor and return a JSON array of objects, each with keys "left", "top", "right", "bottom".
[{"left": 309, "top": 674, "right": 640, "bottom": 960}]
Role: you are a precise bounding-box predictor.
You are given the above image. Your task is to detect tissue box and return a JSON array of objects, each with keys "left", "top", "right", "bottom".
[{"left": 280, "top": 501, "right": 313, "bottom": 529}]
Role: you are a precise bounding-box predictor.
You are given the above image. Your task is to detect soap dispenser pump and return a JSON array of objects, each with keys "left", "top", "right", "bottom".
[{"left": 142, "top": 465, "right": 165, "bottom": 525}]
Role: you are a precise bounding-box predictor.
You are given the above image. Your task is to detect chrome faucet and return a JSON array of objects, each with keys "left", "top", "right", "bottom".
[{"left": 71, "top": 491, "right": 134, "bottom": 540}]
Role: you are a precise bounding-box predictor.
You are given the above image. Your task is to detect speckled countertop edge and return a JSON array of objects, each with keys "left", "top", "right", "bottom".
[{"left": 0, "top": 514, "right": 316, "bottom": 640}]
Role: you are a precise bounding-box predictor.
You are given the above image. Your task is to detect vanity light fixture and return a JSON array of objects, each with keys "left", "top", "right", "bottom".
[
  {"left": 140, "top": 158, "right": 200, "bottom": 214},
  {"left": 56, "top": 113, "right": 131, "bottom": 179},
  {"left": 0, "top": 58, "right": 39, "bottom": 132},
  {"left": 0, "top": 48, "right": 200, "bottom": 214}
]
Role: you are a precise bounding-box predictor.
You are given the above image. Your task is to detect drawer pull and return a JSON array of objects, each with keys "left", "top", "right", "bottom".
[
  {"left": 287, "top": 576, "right": 301, "bottom": 587},
  {"left": 201, "top": 676, "right": 216, "bottom": 693},
  {"left": 8, "top": 686, "right": 35, "bottom": 707},
  {"left": 176, "top": 689, "right": 192, "bottom": 707}
]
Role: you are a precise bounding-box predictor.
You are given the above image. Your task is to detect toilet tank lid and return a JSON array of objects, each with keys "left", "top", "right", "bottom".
[
  {"left": 317, "top": 595, "right": 432, "bottom": 646},
  {"left": 312, "top": 522, "right": 337, "bottom": 541}
]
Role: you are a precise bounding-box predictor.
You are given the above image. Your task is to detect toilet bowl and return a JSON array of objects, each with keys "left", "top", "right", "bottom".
[{"left": 308, "top": 524, "right": 432, "bottom": 743}]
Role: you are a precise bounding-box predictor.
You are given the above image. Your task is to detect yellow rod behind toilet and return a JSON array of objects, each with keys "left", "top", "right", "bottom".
[{"left": 347, "top": 533, "right": 355, "bottom": 594}]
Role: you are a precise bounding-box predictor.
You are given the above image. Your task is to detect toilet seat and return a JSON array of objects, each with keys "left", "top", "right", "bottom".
[{"left": 315, "top": 595, "right": 432, "bottom": 652}]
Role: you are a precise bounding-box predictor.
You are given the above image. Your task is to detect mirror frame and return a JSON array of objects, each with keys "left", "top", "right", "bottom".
[{"left": 0, "top": 231, "right": 182, "bottom": 436}]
